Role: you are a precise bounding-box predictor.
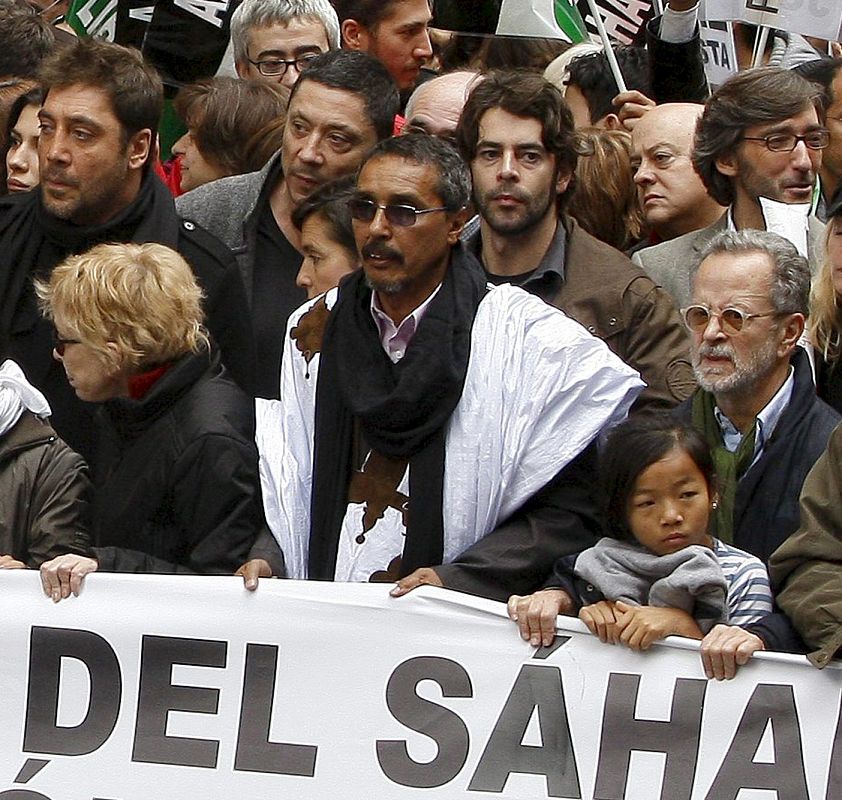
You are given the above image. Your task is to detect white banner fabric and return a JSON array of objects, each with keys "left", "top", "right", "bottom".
[
  {"left": 702, "top": 0, "right": 842, "bottom": 41},
  {"left": 1, "top": 572, "right": 840, "bottom": 799}
]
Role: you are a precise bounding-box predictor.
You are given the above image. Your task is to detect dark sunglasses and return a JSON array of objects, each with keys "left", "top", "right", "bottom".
[
  {"left": 349, "top": 198, "right": 450, "bottom": 227},
  {"left": 53, "top": 333, "right": 81, "bottom": 355}
]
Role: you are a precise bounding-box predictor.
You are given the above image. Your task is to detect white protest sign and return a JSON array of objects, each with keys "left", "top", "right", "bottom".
[
  {"left": 2, "top": 573, "right": 841, "bottom": 799},
  {"left": 702, "top": 0, "right": 842, "bottom": 41},
  {"left": 700, "top": 20, "right": 738, "bottom": 87}
]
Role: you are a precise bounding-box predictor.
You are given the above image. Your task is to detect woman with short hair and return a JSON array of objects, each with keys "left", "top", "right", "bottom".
[
  {"left": 172, "top": 77, "right": 287, "bottom": 193},
  {"left": 36, "top": 241, "right": 266, "bottom": 598}
]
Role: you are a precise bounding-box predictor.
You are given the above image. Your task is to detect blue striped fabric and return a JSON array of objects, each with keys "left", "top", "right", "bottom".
[{"left": 713, "top": 538, "right": 774, "bottom": 625}]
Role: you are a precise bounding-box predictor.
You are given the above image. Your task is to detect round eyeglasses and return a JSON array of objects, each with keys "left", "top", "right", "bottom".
[{"left": 681, "top": 305, "right": 780, "bottom": 334}]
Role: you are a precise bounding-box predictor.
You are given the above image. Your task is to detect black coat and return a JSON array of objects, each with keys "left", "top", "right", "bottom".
[
  {"left": 0, "top": 174, "right": 255, "bottom": 464},
  {"left": 677, "top": 349, "right": 840, "bottom": 652},
  {"left": 92, "top": 351, "right": 264, "bottom": 574},
  {"left": 677, "top": 348, "right": 840, "bottom": 565}
]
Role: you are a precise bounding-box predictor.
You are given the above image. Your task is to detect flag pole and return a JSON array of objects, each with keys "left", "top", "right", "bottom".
[
  {"left": 585, "top": 0, "right": 627, "bottom": 93},
  {"left": 752, "top": 25, "right": 770, "bottom": 68}
]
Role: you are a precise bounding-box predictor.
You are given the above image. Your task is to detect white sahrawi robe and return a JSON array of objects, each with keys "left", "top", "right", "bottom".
[{"left": 257, "top": 283, "right": 644, "bottom": 581}]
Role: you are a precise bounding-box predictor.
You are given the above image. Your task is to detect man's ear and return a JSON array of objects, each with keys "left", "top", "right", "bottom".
[
  {"left": 602, "top": 112, "right": 623, "bottom": 130},
  {"left": 446, "top": 207, "right": 471, "bottom": 244},
  {"left": 556, "top": 166, "right": 573, "bottom": 197},
  {"left": 235, "top": 60, "right": 250, "bottom": 79},
  {"left": 341, "top": 18, "right": 369, "bottom": 51},
  {"left": 777, "top": 312, "right": 806, "bottom": 358},
  {"left": 127, "top": 128, "right": 152, "bottom": 170},
  {"left": 715, "top": 150, "right": 739, "bottom": 178}
]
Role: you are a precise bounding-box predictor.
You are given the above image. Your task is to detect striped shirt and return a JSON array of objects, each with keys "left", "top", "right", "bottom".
[{"left": 713, "top": 538, "right": 773, "bottom": 625}]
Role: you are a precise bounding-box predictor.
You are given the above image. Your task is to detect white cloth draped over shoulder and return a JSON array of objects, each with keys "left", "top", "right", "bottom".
[
  {"left": 0, "top": 359, "right": 51, "bottom": 436},
  {"left": 257, "top": 283, "right": 645, "bottom": 581}
]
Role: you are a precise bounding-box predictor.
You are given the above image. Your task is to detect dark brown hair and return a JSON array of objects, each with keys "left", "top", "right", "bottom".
[
  {"left": 38, "top": 37, "right": 163, "bottom": 145},
  {"left": 692, "top": 67, "right": 823, "bottom": 207},
  {"left": 456, "top": 69, "right": 577, "bottom": 211},
  {"left": 174, "top": 77, "right": 287, "bottom": 176}
]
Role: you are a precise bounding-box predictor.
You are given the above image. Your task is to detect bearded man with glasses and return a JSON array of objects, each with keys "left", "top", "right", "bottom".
[
  {"left": 254, "top": 133, "right": 644, "bottom": 600},
  {"left": 675, "top": 228, "right": 840, "bottom": 678},
  {"left": 634, "top": 67, "right": 829, "bottom": 310}
]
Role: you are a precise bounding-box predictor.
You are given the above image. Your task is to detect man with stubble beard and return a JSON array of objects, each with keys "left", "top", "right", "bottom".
[{"left": 456, "top": 70, "right": 695, "bottom": 415}]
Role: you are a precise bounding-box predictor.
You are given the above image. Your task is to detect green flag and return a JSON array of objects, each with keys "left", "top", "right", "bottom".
[
  {"left": 554, "top": 0, "right": 588, "bottom": 42},
  {"left": 66, "top": 0, "right": 117, "bottom": 37},
  {"left": 495, "top": 0, "right": 588, "bottom": 43}
]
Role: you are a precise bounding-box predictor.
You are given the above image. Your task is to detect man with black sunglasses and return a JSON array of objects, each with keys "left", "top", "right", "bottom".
[
  {"left": 634, "top": 67, "right": 829, "bottom": 309},
  {"left": 676, "top": 228, "right": 839, "bottom": 678},
  {"left": 254, "top": 133, "right": 644, "bottom": 600}
]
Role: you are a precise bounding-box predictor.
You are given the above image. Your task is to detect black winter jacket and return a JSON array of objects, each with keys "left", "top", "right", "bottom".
[{"left": 93, "top": 350, "right": 264, "bottom": 574}]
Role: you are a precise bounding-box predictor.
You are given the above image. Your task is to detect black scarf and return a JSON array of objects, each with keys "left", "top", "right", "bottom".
[
  {"left": 0, "top": 172, "right": 179, "bottom": 349},
  {"left": 308, "top": 245, "right": 488, "bottom": 580}
]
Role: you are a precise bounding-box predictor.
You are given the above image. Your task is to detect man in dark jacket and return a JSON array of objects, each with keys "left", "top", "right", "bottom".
[
  {"left": 678, "top": 228, "right": 840, "bottom": 677},
  {"left": 0, "top": 38, "right": 254, "bottom": 463}
]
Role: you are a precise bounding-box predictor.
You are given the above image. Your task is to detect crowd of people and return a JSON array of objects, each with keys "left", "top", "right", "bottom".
[{"left": 2, "top": 0, "right": 842, "bottom": 682}]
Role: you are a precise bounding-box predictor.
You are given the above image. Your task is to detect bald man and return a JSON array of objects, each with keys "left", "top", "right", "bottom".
[
  {"left": 630, "top": 103, "right": 725, "bottom": 243},
  {"left": 402, "top": 70, "right": 482, "bottom": 145}
]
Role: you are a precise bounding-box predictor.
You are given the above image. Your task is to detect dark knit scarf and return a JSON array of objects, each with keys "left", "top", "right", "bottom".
[
  {"left": 691, "top": 390, "right": 756, "bottom": 544},
  {"left": 0, "top": 172, "right": 180, "bottom": 349},
  {"left": 308, "top": 246, "right": 488, "bottom": 580}
]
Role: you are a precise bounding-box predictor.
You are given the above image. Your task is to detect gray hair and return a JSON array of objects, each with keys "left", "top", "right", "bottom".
[
  {"left": 230, "top": 0, "right": 340, "bottom": 64},
  {"left": 694, "top": 229, "right": 811, "bottom": 316},
  {"left": 359, "top": 133, "right": 472, "bottom": 211}
]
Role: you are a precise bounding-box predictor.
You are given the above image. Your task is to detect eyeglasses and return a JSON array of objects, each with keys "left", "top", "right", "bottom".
[
  {"left": 741, "top": 130, "right": 830, "bottom": 152},
  {"left": 53, "top": 334, "right": 81, "bottom": 355},
  {"left": 349, "top": 198, "right": 450, "bottom": 227},
  {"left": 681, "top": 305, "right": 780, "bottom": 334},
  {"left": 246, "top": 53, "right": 319, "bottom": 77}
]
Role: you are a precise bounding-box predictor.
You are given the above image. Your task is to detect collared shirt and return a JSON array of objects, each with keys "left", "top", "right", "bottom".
[
  {"left": 714, "top": 366, "right": 795, "bottom": 468},
  {"left": 370, "top": 284, "right": 442, "bottom": 363},
  {"left": 465, "top": 220, "right": 567, "bottom": 302}
]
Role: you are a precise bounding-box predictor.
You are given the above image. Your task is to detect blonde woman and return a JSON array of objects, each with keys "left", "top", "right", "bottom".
[
  {"left": 810, "top": 192, "right": 842, "bottom": 412},
  {"left": 36, "top": 242, "right": 266, "bottom": 598}
]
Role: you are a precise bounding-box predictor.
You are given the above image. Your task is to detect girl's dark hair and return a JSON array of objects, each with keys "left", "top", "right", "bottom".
[
  {"left": 600, "top": 414, "right": 715, "bottom": 542},
  {"left": 291, "top": 175, "right": 357, "bottom": 257},
  {"left": 4, "top": 85, "right": 43, "bottom": 144}
]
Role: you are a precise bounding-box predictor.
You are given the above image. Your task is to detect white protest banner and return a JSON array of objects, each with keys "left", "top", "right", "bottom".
[
  {"left": 2, "top": 572, "right": 841, "bottom": 799},
  {"left": 576, "top": 0, "right": 654, "bottom": 44},
  {"left": 701, "top": 0, "right": 842, "bottom": 41}
]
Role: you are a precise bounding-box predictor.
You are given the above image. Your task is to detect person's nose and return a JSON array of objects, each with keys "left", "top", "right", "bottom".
[
  {"left": 498, "top": 149, "right": 518, "bottom": 182},
  {"left": 413, "top": 29, "right": 433, "bottom": 62},
  {"left": 298, "top": 131, "right": 323, "bottom": 165}
]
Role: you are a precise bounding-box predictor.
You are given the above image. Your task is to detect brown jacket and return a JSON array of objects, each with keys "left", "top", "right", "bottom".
[
  {"left": 0, "top": 411, "right": 92, "bottom": 567},
  {"left": 771, "top": 421, "right": 842, "bottom": 667},
  {"left": 554, "top": 217, "right": 696, "bottom": 413}
]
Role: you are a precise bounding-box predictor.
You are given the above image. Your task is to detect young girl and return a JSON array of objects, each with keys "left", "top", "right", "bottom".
[{"left": 508, "top": 415, "right": 773, "bottom": 652}]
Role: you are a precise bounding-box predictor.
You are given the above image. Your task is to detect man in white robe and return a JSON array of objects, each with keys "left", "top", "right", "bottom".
[{"left": 257, "top": 133, "right": 644, "bottom": 599}]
